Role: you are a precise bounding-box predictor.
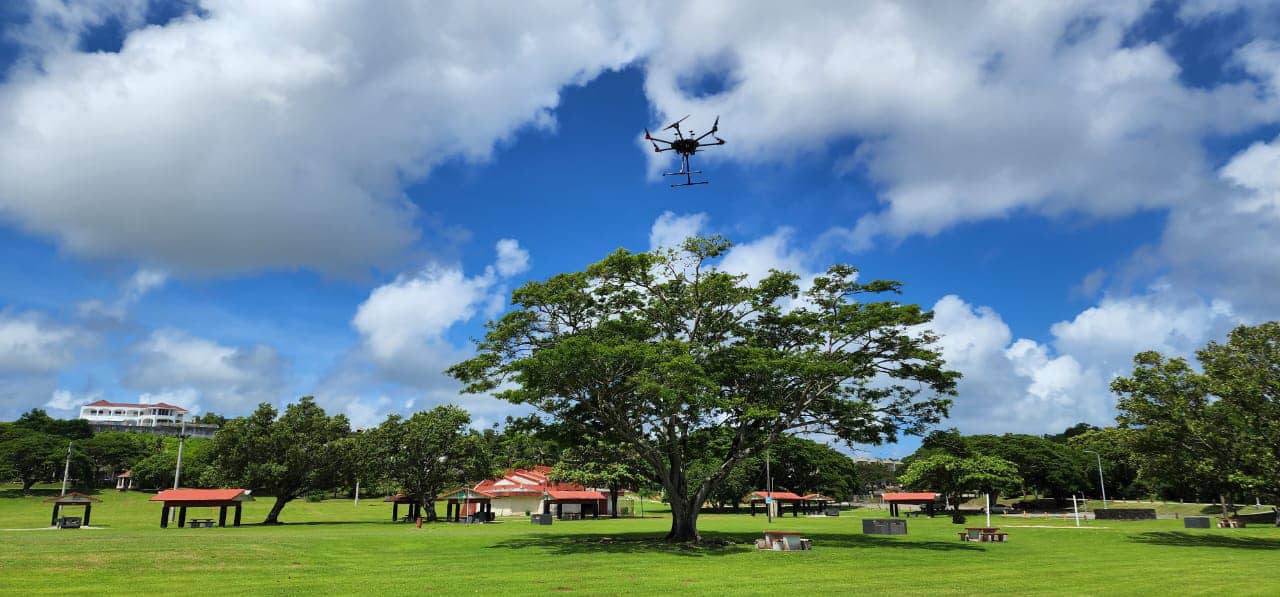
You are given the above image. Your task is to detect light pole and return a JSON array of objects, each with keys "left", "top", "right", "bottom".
[
  {"left": 765, "top": 442, "right": 773, "bottom": 523},
  {"left": 1084, "top": 450, "right": 1107, "bottom": 509},
  {"left": 60, "top": 442, "right": 73, "bottom": 496}
]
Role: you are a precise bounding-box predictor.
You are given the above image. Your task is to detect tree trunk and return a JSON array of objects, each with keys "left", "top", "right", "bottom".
[
  {"left": 610, "top": 483, "right": 620, "bottom": 518},
  {"left": 667, "top": 496, "right": 701, "bottom": 543},
  {"left": 262, "top": 495, "right": 291, "bottom": 524},
  {"left": 664, "top": 470, "right": 701, "bottom": 543},
  {"left": 1220, "top": 493, "right": 1231, "bottom": 519},
  {"left": 21, "top": 478, "right": 35, "bottom": 494},
  {"left": 1273, "top": 500, "right": 1279, "bottom": 527},
  {"left": 423, "top": 497, "right": 438, "bottom": 522}
]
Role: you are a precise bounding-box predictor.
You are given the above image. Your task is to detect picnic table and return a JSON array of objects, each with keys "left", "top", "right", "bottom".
[
  {"left": 189, "top": 518, "right": 215, "bottom": 528},
  {"left": 959, "top": 527, "right": 1008, "bottom": 542},
  {"left": 757, "top": 530, "right": 812, "bottom": 551}
]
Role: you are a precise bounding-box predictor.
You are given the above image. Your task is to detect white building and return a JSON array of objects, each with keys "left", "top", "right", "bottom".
[{"left": 79, "top": 400, "right": 188, "bottom": 427}]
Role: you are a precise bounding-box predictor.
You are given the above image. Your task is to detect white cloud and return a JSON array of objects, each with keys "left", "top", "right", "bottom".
[
  {"left": 123, "top": 328, "right": 287, "bottom": 412},
  {"left": 925, "top": 287, "right": 1245, "bottom": 434},
  {"left": 0, "top": 1, "right": 653, "bottom": 274},
  {"left": 349, "top": 239, "right": 528, "bottom": 390},
  {"left": 639, "top": 2, "right": 1279, "bottom": 250},
  {"left": 45, "top": 388, "right": 102, "bottom": 414},
  {"left": 78, "top": 268, "right": 168, "bottom": 321},
  {"left": 0, "top": 310, "right": 82, "bottom": 373},
  {"left": 719, "top": 227, "right": 811, "bottom": 285},
  {"left": 649, "top": 211, "right": 708, "bottom": 251},
  {"left": 494, "top": 238, "right": 531, "bottom": 277}
]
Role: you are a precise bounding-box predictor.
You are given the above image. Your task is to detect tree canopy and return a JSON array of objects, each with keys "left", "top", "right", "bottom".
[
  {"left": 207, "top": 397, "right": 351, "bottom": 524},
  {"left": 450, "top": 236, "right": 958, "bottom": 541},
  {"left": 360, "top": 405, "right": 496, "bottom": 521}
]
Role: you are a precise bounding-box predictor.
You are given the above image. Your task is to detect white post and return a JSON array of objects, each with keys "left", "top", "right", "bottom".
[
  {"left": 354, "top": 480, "right": 360, "bottom": 508},
  {"left": 60, "top": 442, "right": 73, "bottom": 496},
  {"left": 765, "top": 443, "right": 773, "bottom": 523},
  {"left": 1071, "top": 494, "right": 1081, "bottom": 527},
  {"left": 173, "top": 420, "right": 186, "bottom": 489},
  {"left": 985, "top": 493, "right": 991, "bottom": 527}
]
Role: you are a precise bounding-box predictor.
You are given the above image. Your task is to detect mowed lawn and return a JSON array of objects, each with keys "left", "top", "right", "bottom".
[{"left": 2, "top": 486, "right": 1278, "bottom": 596}]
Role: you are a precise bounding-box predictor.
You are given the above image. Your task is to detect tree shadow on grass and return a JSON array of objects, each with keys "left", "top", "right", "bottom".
[
  {"left": 1130, "top": 532, "right": 1280, "bottom": 550},
  {"left": 0, "top": 487, "right": 106, "bottom": 499},
  {"left": 488, "top": 531, "right": 984, "bottom": 557}
]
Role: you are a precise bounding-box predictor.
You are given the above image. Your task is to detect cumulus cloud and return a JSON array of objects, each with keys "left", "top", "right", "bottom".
[
  {"left": 1157, "top": 133, "right": 1280, "bottom": 314},
  {"left": 494, "top": 239, "right": 531, "bottom": 277},
  {"left": 649, "top": 211, "right": 709, "bottom": 251},
  {"left": 123, "top": 328, "right": 287, "bottom": 412},
  {"left": 348, "top": 238, "right": 527, "bottom": 392},
  {"left": 0, "top": 310, "right": 83, "bottom": 373},
  {"left": 639, "top": 2, "right": 1280, "bottom": 254},
  {"left": 926, "top": 287, "right": 1247, "bottom": 434},
  {"left": 44, "top": 388, "right": 103, "bottom": 414},
  {"left": 0, "top": 1, "right": 653, "bottom": 274},
  {"left": 77, "top": 268, "right": 168, "bottom": 322}
]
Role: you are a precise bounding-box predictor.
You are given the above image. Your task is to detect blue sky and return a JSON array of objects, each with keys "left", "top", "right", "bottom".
[{"left": 1, "top": 1, "right": 1278, "bottom": 457}]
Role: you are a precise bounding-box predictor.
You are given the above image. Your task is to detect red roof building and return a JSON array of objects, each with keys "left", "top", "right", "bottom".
[{"left": 469, "top": 467, "right": 624, "bottom": 519}]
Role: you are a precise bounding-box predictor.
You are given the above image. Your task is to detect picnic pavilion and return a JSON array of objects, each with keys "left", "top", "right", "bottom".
[
  {"left": 384, "top": 493, "right": 422, "bottom": 522},
  {"left": 150, "top": 488, "right": 254, "bottom": 528},
  {"left": 802, "top": 493, "right": 836, "bottom": 513},
  {"left": 747, "top": 491, "right": 808, "bottom": 517},
  {"left": 440, "top": 488, "right": 496, "bottom": 522},
  {"left": 46, "top": 492, "right": 101, "bottom": 527},
  {"left": 882, "top": 492, "right": 939, "bottom": 517},
  {"left": 541, "top": 489, "right": 608, "bottom": 519}
]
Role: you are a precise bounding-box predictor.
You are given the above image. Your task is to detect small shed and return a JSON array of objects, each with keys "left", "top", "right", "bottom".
[
  {"left": 542, "top": 489, "right": 607, "bottom": 519},
  {"left": 46, "top": 492, "right": 101, "bottom": 527},
  {"left": 150, "top": 488, "right": 254, "bottom": 528},
  {"left": 882, "top": 492, "right": 938, "bottom": 517},
  {"left": 439, "top": 488, "right": 495, "bottom": 522},
  {"left": 747, "top": 491, "right": 808, "bottom": 517},
  {"left": 115, "top": 469, "right": 135, "bottom": 491}
]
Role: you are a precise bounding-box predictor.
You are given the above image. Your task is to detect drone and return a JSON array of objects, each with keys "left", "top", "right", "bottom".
[{"left": 644, "top": 115, "right": 725, "bottom": 187}]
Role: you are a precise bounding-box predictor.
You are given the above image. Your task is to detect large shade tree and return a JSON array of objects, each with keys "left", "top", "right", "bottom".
[
  {"left": 1197, "top": 322, "right": 1280, "bottom": 526},
  {"left": 208, "top": 397, "right": 351, "bottom": 524},
  {"left": 450, "top": 237, "right": 958, "bottom": 542},
  {"left": 897, "top": 453, "right": 1021, "bottom": 520},
  {"left": 362, "top": 405, "right": 496, "bottom": 522},
  {"left": 1113, "top": 351, "right": 1245, "bottom": 518}
]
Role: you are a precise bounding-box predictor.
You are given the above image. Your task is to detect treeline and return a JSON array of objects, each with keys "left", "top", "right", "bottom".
[
  {"left": 898, "top": 321, "right": 1280, "bottom": 525},
  {"left": 2, "top": 398, "right": 872, "bottom": 524}
]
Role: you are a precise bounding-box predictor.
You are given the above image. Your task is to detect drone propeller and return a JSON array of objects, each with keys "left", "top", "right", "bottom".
[{"left": 663, "top": 115, "right": 690, "bottom": 131}]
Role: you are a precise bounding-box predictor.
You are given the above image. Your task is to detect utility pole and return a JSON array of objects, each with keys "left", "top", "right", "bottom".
[
  {"left": 354, "top": 480, "right": 360, "bottom": 508},
  {"left": 1084, "top": 450, "right": 1107, "bottom": 509},
  {"left": 171, "top": 421, "right": 186, "bottom": 523},
  {"left": 765, "top": 443, "right": 773, "bottom": 523},
  {"left": 1070, "top": 494, "right": 1081, "bottom": 527},
  {"left": 60, "top": 442, "right": 73, "bottom": 496},
  {"left": 173, "top": 420, "right": 187, "bottom": 490}
]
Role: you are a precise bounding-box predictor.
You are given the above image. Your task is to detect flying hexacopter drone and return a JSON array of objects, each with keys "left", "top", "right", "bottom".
[{"left": 644, "top": 115, "right": 725, "bottom": 187}]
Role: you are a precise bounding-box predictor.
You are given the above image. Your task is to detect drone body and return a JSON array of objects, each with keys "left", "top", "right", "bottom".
[{"left": 644, "top": 115, "right": 725, "bottom": 187}]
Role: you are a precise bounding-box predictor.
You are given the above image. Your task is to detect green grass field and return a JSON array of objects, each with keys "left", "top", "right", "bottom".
[{"left": 2, "top": 485, "right": 1278, "bottom": 596}]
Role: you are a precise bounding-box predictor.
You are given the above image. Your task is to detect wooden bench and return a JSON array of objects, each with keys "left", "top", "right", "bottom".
[{"left": 980, "top": 532, "right": 1009, "bottom": 542}]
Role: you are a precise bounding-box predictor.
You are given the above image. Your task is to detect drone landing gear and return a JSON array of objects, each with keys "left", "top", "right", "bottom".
[{"left": 664, "top": 156, "right": 707, "bottom": 187}]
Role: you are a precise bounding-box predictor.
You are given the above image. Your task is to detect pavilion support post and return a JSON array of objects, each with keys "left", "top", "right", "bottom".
[
  {"left": 234, "top": 504, "right": 242, "bottom": 527},
  {"left": 594, "top": 501, "right": 600, "bottom": 519},
  {"left": 219, "top": 506, "right": 228, "bottom": 527},
  {"left": 178, "top": 506, "right": 187, "bottom": 528},
  {"left": 161, "top": 505, "right": 170, "bottom": 528},
  {"left": 751, "top": 501, "right": 756, "bottom": 516},
  {"left": 392, "top": 502, "right": 398, "bottom": 521},
  {"left": 543, "top": 500, "right": 550, "bottom": 515},
  {"left": 51, "top": 504, "right": 59, "bottom": 526},
  {"left": 83, "top": 504, "right": 92, "bottom": 527}
]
